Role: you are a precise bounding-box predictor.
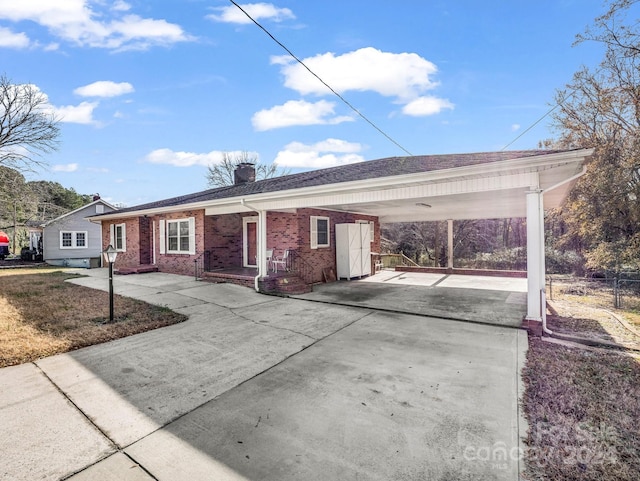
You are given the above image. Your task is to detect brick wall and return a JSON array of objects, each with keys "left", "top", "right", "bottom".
[
  {"left": 266, "top": 211, "right": 299, "bottom": 259},
  {"left": 152, "top": 210, "right": 206, "bottom": 276},
  {"left": 295, "top": 208, "right": 380, "bottom": 284},
  {"left": 206, "top": 213, "right": 257, "bottom": 269},
  {"left": 102, "top": 217, "right": 140, "bottom": 269},
  {"left": 102, "top": 207, "right": 380, "bottom": 282}
]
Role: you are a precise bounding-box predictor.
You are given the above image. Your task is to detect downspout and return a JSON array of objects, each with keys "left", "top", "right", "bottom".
[
  {"left": 539, "top": 165, "right": 587, "bottom": 335},
  {"left": 240, "top": 199, "right": 263, "bottom": 292}
]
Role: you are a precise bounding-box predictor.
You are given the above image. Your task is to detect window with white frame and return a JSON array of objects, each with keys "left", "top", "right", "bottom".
[
  {"left": 60, "top": 231, "right": 88, "bottom": 249},
  {"left": 160, "top": 217, "right": 195, "bottom": 255},
  {"left": 310, "top": 216, "right": 330, "bottom": 249},
  {"left": 110, "top": 223, "right": 126, "bottom": 252}
]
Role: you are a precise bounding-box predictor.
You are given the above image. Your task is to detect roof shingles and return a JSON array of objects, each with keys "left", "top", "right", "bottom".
[{"left": 107, "top": 150, "right": 567, "bottom": 215}]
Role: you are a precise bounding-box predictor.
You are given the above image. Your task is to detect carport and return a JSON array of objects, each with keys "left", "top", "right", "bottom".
[{"left": 275, "top": 149, "right": 594, "bottom": 326}]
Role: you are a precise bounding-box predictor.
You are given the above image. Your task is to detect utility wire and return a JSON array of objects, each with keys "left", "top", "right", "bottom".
[
  {"left": 229, "top": 0, "right": 413, "bottom": 156},
  {"left": 501, "top": 89, "right": 578, "bottom": 150}
]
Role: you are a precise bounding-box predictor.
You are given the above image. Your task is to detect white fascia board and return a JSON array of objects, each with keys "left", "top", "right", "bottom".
[
  {"left": 233, "top": 171, "right": 540, "bottom": 212},
  {"left": 89, "top": 149, "right": 592, "bottom": 221},
  {"left": 87, "top": 201, "right": 215, "bottom": 222}
]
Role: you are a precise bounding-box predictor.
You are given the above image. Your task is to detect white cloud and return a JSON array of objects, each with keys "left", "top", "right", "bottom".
[
  {"left": 252, "top": 99, "right": 353, "bottom": 131},
  {"left": 10, "top": 82, "right": 100, "bottom": 125},
  {"left": 52, "top": 163, "right": 79, "bottom": 172},
  {"left": 0, "top": 26, "right": 29, "bottom": 48},
  {"left": 271, "top": 47, "right": 453, "bottom": 117},
  {"left": 112, "top": 1, "right": 131, "bottom": 12},
  {"left": 74, "top": 80, "right": 134, "bottom": 97},
  {"left": 274, "top": 139, "right": 365, "bottom": 169},
  {"left": 511, "top": 123, "right": 521, "bottom": 132},
  {"left": 207, "top": 3, "right": 295, "bottom": 24},
  {"left": 144, "top": 148, "right": 260, "bottom": 167},
  {"left": 272, "top": 47, "right": 439, "bottom": 99},
  {"left": 0, "top": 1, "right": 192, "bottom": 51},
  {"left": 402, "top": 96, "right": 454, "bottom": 117},
  {"left": 52, "top": 101, "right": 99, "bottom": 124}
]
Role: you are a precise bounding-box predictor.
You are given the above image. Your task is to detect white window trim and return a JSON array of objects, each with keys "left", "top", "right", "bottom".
[
  {"left": 59, "top": 231, "right": 88, "bottom": 249},
  {"left": 310, "top": 216, "right": 330, "bottom": 249},
  {"left": 242, "top": 216, "right": 259, "bottom": 267},
  {"left": 165, "top": 217, "right": 196, "bottom": 255},
  {"left": 110, "top": 223, "right": 127, "bottom": 252}
]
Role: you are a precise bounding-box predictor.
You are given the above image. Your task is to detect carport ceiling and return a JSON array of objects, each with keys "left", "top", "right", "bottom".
[
  {"left": 314, "top": 163, "right": 583, "bottom": 223},
  {"left": 323, "top": 187, "right": 535, "bottom": 223}
]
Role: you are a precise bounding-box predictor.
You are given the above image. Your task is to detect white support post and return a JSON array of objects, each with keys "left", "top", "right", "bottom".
[
  {"left": 258, "top": 211, "right": 268, "bottom": 278},
  {"left": 526, "top": 190, "right": 544, "bottom": 321},
  {"left": 447, "top": 219, "right": 454, "bottom": 269}
]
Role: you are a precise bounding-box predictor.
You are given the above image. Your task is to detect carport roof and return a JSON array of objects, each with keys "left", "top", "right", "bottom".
[{"left": 91, "top": 148, "right": 592, "bottom": 222}]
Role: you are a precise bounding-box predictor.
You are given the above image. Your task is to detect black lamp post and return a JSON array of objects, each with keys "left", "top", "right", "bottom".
[{"left": 103, "top": 245, "right": 118, "bottom": 322}]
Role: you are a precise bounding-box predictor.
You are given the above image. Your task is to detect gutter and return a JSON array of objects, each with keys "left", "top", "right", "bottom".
[{"left": 240, "top": 199, "right": 263, "bottom": 292}]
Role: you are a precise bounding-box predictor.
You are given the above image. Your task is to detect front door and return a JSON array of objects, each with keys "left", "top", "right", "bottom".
[{"left": 243, "top": 216, "right": 258, "bottom": 267}]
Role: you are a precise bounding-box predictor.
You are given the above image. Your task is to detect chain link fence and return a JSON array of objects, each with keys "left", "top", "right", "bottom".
[{"left": 547, "top": 276, "right": 640, "bottom": 310}]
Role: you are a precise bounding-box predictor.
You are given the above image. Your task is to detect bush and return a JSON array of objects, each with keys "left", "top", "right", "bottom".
[
  {"left": 457, "top": 247, "right": 527, "bottom": 270},
  {"left": 545, "top": 248, "right": 584, "bottom": 275}
]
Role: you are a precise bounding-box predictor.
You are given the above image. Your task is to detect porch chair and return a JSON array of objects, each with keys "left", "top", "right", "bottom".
[
  {"left": 272, "top": 249, "right": 290, "bottom": 273},
  {"left": 265, "top": 249, "right": 274, "bottom": 271}
]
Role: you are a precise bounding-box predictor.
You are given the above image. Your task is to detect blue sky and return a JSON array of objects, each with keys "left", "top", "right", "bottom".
[{"left": 1, "top": 0, "right": 608, "bottom": 207}]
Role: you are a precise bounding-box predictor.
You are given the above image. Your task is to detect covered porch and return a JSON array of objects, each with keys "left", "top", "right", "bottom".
[{"left": 196, "top": 264, "right": 312, "bottom": 294}]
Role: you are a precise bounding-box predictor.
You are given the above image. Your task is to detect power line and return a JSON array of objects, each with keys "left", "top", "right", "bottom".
[
  {"left": 229, "top": 0, "right": 413, "bottom": 156},
  {"left": 501, "top": 89, "right": 578, "bottom": 151}
]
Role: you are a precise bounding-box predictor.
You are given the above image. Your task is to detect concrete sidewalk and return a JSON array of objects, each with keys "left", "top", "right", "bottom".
[{"left": 1, "top": 269, "right": 529, "bottom": 481}]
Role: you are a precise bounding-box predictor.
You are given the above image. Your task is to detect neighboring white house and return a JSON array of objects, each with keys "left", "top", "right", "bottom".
[{"left": 42, "top": 198, "right": 117, "bottom": 268}]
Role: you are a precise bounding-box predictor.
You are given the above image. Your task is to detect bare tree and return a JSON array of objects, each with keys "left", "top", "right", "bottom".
[
  {"left": 206, "top": 151, "right": 290, "bottom": 187},
  {"left": 0, "top": 75, "right": 60, "bottom": 173}
]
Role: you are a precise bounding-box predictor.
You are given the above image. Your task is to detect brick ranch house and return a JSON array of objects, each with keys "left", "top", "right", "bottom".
[{"left": 89, "top": 148, "right": 593, "bottom": 326}]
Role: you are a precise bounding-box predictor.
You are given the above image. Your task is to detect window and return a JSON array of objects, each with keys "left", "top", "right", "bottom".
[
  {"left": 60, "top": 231, "right": 88, "bottom": 249},
  {"left": 161, "top": 217, "right": 195, "bottom": 255},
  {"left": 76, "top": 232, "right": 86, "bottom": 247},
  {"left": 114, "top": 224, "right": 126, "bottom": 251},
  {"left": 310, "top": 216, "right": 330, "bottom": 249},
  {"left": 61, "top": 232, "right": 72, "bottom": 248}
]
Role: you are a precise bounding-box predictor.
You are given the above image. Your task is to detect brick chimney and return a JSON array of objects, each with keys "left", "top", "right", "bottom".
[{"left": 234, "top": 163, "right": 256, "bottom": 185}]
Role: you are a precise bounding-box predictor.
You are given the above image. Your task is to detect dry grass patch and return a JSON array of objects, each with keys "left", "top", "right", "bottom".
[
  {"left": 0, "top": 269, "right": 187, "bottom": 367},
  {"left": 549, "top": 278, "right": 640, "bottom": 345},
  {"left": 522, "top": 338, "right": 640, "bottom": 480},
  {"left": 546, "top": 300, "right": 640, "bottom": 350}
]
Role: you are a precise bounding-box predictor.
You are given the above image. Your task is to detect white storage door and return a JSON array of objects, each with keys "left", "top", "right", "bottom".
[
  {"left": 360, "top": 223, "right": 371, "bottom": 276},
  {"left": 336, "top": 223, "right": 371, "bottom": 280},
  {"left": 348, "top": 224, "right": 362, "bottom": 278}
]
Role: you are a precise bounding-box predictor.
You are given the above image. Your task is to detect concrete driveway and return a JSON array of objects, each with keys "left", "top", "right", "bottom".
[
  {"left": 295, "top": 270, "right": 528, "bottom": 327},
  {"left": 0, "top": 270, "right": 528, "bottom": 481}
]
